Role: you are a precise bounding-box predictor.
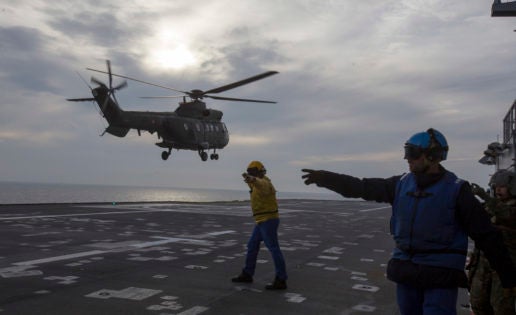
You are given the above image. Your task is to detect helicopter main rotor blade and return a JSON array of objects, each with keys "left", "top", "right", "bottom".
[
  {"left": 204, "top": 71, "right": 278, "bottom": 95},
  {"left": 206, "top": 95, "right": 277, "bottom": 104},
  {"left": 86, "top": 68, "right": 186, "bottom": 94},
  {"left": 106, "top": 60, "right": 113, "bottom": 90},
  {"left": 139, "top": 95, "right": 186, "bottom": 99},
  {"left": 66, "top": 97, "right": 96, "bottom": 102}
]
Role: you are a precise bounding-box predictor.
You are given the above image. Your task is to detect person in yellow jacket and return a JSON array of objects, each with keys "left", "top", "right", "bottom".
[{"left": 231, "top": 161, "right": 288, "bottom": 290}]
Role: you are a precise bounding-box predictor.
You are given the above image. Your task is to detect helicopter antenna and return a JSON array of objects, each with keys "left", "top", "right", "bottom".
[{"left": 87, "top": 60, "right": 128, "bottom": 110}]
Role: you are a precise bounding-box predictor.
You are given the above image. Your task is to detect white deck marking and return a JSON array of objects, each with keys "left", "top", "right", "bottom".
[
  {"left": 14, "top": 250, "right": 107, "bottom": 266},
  {"left": 203, "top": 230, "right": 235, "bottom": 236},
  {"left": 285, "top": 293, "right": 306, "bottom": 303},
  {"left": 12, "top": 230, "right": 230, "bottom": 267},
  {"left": 1, "top": 268, "right": 43, "bottom": 278},
  {"left": 352, "top": 304, "right": 376, "bottom": 312},
  {"left": 282, "top": 204, "right": 389, "bottom": 214},
  {"left": 176, "top": 306, "right": 209, "bottom": 315},
  {"left": 86, "top": 287, "right": 162, "bottom": 300},
  {"left": 323, "top": 247, "right": 344, "bottom": 254},
  {"left": 359, "top": 206, "right": 390, "bottom": 212},
  {"left": 132, "top": 237, "right": 210, "bottom": 247},
  {"left": 0, "top": 209, "right": 161, "bottom": 221},
  {"left": 352, "top": 284, "right": 380, "bottom": 292},
  {"left": 317, "top": 255, "right": 339, "bottom": 260}
]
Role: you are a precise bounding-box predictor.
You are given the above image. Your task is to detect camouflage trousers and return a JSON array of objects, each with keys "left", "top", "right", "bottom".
[{"left": 469, "top": 255, "right": 515, "bottom": 315}]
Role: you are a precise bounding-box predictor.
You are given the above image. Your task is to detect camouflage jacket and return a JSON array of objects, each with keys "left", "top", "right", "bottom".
[{"left": 486, "top": 198, "right": 516, "bottom": 251}]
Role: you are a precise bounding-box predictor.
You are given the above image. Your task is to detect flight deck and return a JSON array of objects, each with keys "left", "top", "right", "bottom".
[{"left": 0, "top": 200, "right": 471, "bottom": 314}]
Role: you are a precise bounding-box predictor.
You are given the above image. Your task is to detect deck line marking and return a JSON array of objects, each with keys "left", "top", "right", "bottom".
[
  {"left": 176, "top": 306, "right": 209, "bottom": 315},
  {"left": 205, "top": 230, "right": 235, "bottom": 236},
  {"left": 14, "top": 250, "right": 107, "bottom": 266},
  {"left": 133, "top": 237, "right": 210, "bottom": 247},
  {"left": 0, "top": 209, "right": 164, "bottom": 221},
  {"left": 359, "top": 206, "right": 390, "bottom": 212},
  {"left": 11, "top": 230, "right": 228, "bottom": 267}
]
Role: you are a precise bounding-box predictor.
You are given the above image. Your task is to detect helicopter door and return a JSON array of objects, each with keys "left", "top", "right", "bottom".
[
  {"left": 222, "top": 123, "right": 229, "bottom": 144},
  {"left": 204, "top": 123, "right": 212, "bottom": 146},
  {"left": 194, "top": 122, "right": 203, "bottom": 144},
  {"left": 182, "top": 122, "right": 195, "bottom": 142},
  {"left": 193, "top": 122, "right": 209, "bottom": 148}
]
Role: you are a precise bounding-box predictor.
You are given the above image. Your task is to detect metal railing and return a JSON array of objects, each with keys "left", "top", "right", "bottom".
[{"left": 503, "top": 100, "right": 516, "bottom": 144}]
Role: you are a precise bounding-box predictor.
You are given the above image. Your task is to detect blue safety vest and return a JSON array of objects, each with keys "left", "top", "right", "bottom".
[{"left": 391, "top": 171, "right": 468, "bottom": 270}]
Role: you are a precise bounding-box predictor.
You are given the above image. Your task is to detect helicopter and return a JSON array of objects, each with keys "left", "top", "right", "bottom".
[{"left": 67, "top": 60, "right": 278, "bottom": 161}]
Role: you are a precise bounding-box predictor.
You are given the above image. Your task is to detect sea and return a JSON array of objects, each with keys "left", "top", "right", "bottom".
[{"left": 0, "top": 181, "right": 341, "bottom": 205}]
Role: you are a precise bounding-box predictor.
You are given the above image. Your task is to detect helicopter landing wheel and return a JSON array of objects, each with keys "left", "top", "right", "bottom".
[
  {"left": 200, "top": 151, "right": 208, "bottom": 161},
  {"left": 210, "top": 153, "right": 219, "bottom": 160},
  {"left": 161, "top": 151, "right": 170, "bottom": 161}
]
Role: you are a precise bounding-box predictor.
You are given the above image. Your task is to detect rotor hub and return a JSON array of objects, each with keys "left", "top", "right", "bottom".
[{"left": 189, "top": 89, "right": 204, "bottom": 99}]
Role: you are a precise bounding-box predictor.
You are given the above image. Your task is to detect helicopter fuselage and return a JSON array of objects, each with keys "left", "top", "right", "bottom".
[
  {"left": 68, "top": 60, "right": 276, "bottom": 161},
  {"left": 92, "top": 86, "right": 229, "bottom": 160},
  {"left": 118, "top": 110, "right": 229, "bottom": 150}
]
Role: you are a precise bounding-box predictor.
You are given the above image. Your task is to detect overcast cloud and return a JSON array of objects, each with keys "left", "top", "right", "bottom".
[{"left": 1, "top": 0, "right": 515, "bottom": 194}]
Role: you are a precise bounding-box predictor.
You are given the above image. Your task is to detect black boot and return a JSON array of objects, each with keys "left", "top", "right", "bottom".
[
  {"left": 265, "top": 277, "right": 287, "bottom": 290},
  {"left": 231, "top": 272, "right": 253, "bottom": 283}
]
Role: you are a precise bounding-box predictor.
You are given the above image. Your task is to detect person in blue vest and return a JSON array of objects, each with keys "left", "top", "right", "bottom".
[{"left": 301, "top": 128, "right": 516, "bottom": 315}]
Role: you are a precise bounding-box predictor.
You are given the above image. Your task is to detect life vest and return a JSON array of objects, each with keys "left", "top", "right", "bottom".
[
  {"left": 391, "top": 171, "right": 468, "bottom": 270},
  {"left": 249, "top": 176, "right": 279, "bottom": 224}
]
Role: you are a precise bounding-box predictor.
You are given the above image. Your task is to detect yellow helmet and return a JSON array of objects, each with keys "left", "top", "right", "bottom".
[
  {"left": 247, "top": 160, "right": 265, "bottom": 172},
  {"left": 247, "top": 160, "right": 265, "bottom": 171}
]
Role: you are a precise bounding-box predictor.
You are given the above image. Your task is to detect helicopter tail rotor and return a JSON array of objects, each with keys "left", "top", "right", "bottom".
[
  {"left": 87, "top": 60, "right": 128, "bottom": 105},
  {"left": 91, "top": 76, "right": 106, "bottom": 87}
]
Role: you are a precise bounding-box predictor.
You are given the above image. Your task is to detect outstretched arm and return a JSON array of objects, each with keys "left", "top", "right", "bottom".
[
  {"left": 301, "top": 169, "right": 399, "bottom": 204},
  {"left": 302, "top": 169, "right": 364, "bottom": 198}
]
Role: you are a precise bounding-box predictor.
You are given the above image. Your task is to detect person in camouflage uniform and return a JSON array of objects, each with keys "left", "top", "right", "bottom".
[{"left": 470, "top": 169, "right": 516, "bottom": 315}]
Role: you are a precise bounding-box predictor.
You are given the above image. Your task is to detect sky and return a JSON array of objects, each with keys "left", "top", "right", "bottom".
[{"left": 1, "top": 0, "right": 516, "bottom": 195}]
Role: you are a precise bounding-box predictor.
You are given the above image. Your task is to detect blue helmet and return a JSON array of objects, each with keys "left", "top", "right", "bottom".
[{"left": 404, "top": 128, "right": 449, "bottom": 161}]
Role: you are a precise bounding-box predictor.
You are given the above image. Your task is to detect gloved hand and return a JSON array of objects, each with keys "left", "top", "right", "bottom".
[
  {"left": 471, "top": 183, "right": 483, "bottom": 195},
  {"left": 301, "top": 169, "right": 329, "bottom": 186},
  {"left": 471, "top": 183, "right": 489, "bottom": 199},
  {"left": 471, "top": 183, "right": 497, "bottom": 208},
  {"left": 242, "top": 173, "right": 255, "bottom": 184}
]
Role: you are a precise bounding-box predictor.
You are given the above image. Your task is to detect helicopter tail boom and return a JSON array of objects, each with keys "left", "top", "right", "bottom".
[{"left": 103, "top": 125, "right": 130, "bottom": 137}]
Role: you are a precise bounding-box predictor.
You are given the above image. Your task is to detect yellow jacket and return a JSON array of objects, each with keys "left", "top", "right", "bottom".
[{"left": 247, "top": 175, "right": 279, "bottom": 224}]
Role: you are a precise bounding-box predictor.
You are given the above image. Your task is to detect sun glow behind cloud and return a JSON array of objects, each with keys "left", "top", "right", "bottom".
[{"left": 143, "top": 29, "right": 196, "bottom": 71}]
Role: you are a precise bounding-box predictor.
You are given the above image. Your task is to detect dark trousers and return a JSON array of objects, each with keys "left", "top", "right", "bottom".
[
  {"left": 243, "top": 218, "right": 287, "bottom": 280},
  {"left": 396, "top": 283, "right": 458, "bottom": 315}
]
